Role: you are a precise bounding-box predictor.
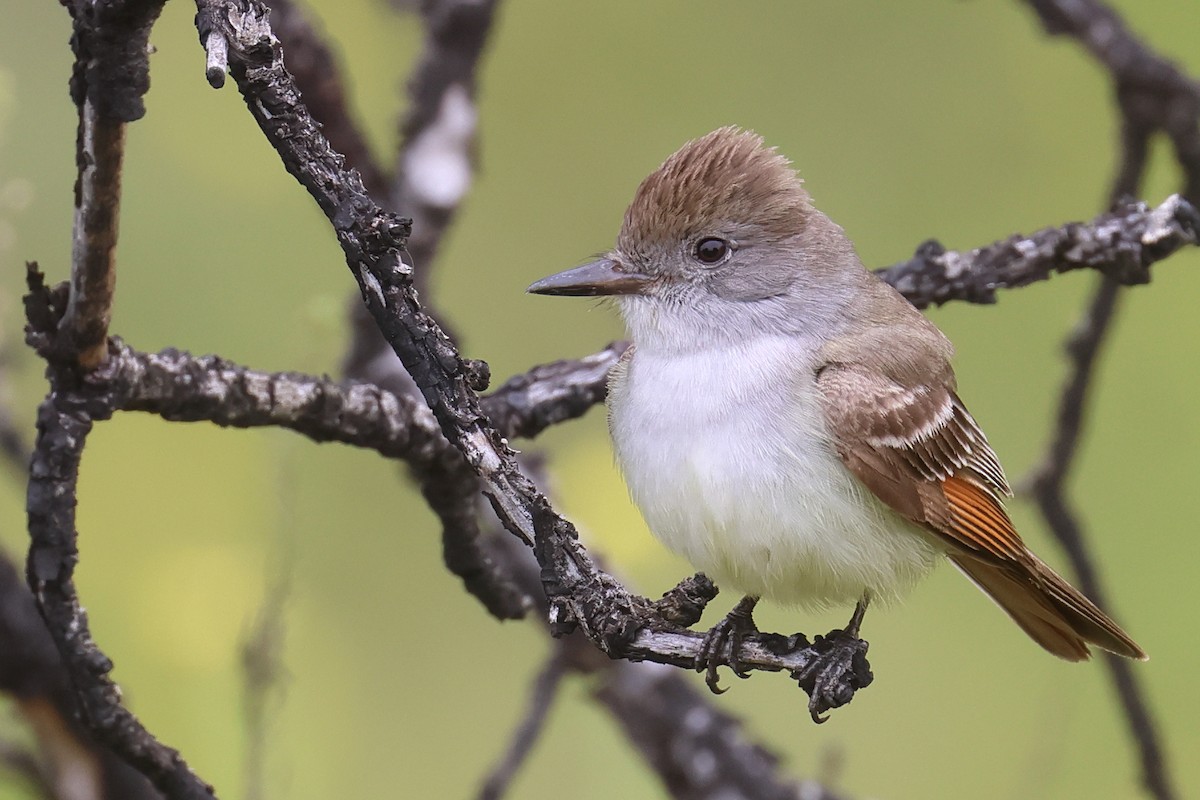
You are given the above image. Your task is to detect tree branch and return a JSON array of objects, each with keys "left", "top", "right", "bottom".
[
  {"left": 57, "top": 0, "right": 166, "bottom": 369},
  {"left": 476, "top": 650, "right": 568, "bottom": 800},
  {"left": 1026, "top": 0, "right": 1200, "bottom": 203},
  {"left": 876, "top": 195, "right": 1198, "bottom": 308},
  {"left": 1019, "top": 3, "right": 1198, "bottom": 799},
  {"left": 24, "top": 268, "right": 214, "bottom": 800},
  {"left": 0, "top": 546, "right": 160, "bottom": 800},
  {"left": 261, "top": 0, "right": 390, "bottom": 199},
  {"left": 339, "top": 0, "right": 523, "bottom": 617}
]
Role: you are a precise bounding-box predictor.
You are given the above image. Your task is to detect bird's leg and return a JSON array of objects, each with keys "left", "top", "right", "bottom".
[
  {"left": 794, "top": 593, "right": 874, "bottom": 723},
  {"left": 696, "top": 595, "right": 760, "bottom": 694},
  {"left": 845, "top": 593, "right": 869, "bottom": 637}
]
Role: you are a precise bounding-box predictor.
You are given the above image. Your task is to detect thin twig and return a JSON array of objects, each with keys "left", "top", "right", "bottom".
[
  {"left": 240, "top": 548, "right": 292, "bottom": 800},
  {"left": 24, "top": 268, "right": 215, "bottom": 800},
  {"left": 57, "top": 0, "right": 165, "bottom": 368},
  {"left": 876, "top": 195, "right": 1198, "bottom": 308},
  {"left": 477, "top": 650, "right": 568, "bottom": 800},
  {"left": 337, "top": 0, "right": 521, "bottom": 613},
  {"left": 261, "top": 0, "right": 389, "bottom": 198},
  {"left": 1020, "top": 1, "right": 1198, "bottom": 798}
]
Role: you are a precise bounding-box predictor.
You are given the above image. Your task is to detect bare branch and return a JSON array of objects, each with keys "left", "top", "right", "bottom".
[
  {"left": 476, "top": 650, "right": 568, "bottom": 800},
  {"left": 56, "top": 0, "right": 165, "bottom": 369},
  {"left": 262, "top": 0, "right": 390, "bottom": 199},
  {"left": 336, "top": 0, "right": 521, "bottom": 616},
  {"left": 1026, "top": 0, "right": 1200, "bottom": 203},
  {"left": 24, "top": 268, "right": 215, "bottom": 800},
  {"left": 343, "top": 0, "right": 499, "bottom": 377},
  {"left": 478, "top": 516, "right": 851, "bottom": 800},
  {"left": 1018, "top": 2, "right": 1195, "bottom": 798},
  {"left": 876, "top": 195, "right": 1198, "bottom": 308},
  {"left": 203, "top": 31, "right": 228, "bottom": 88},
  {"left": 484, "top": 343, "right": 627, "bottom": 440}
]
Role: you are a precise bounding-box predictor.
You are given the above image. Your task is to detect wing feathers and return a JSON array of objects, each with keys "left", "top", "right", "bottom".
[
  {"left": 941, "top": 476, "right": 1025, "bottom": 561},
  {"left": 816, "top": 362, "right": 1144, "bottom": 661}
]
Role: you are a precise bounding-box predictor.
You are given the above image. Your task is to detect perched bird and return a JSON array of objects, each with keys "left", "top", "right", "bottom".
[{"left": 529, "top": 128, "right": 1145, "bottom": 690}]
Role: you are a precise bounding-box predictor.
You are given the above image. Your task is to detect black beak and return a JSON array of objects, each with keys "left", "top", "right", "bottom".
[{"left": 527, "top": 258, "right": 653, "bottom": 297}]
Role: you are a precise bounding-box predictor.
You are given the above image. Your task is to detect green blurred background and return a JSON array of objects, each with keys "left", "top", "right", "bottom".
[{"left": 1, "top": 1, "right": 1197, "bottom": 798}]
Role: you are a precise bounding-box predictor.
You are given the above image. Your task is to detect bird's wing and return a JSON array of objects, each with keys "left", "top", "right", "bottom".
[
  {"left": 814, "top": 361, "right": 1017, "bottom": 560},
  {"left": 814, "top": 361, "right": 1145, "bottom": 661}
]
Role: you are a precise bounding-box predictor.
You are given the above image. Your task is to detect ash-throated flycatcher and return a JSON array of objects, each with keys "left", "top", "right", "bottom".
[{"left": 529, "top": 128, "right": 1144, "bottom": 688}]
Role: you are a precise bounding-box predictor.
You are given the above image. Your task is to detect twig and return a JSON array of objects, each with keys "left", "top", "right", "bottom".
[
  {"left": 57, "top": 0, "right": 165, "bottom": 368},
  {"left": 483, "top": 343, "right": 627, "bottom": 439},
  {"left": 20, "top": 304, "right": 611, "bottom": 475},
  {"left": 24, "top": 267, "right": 215, "bottom": 800},
  {"left": 240, "top": 548, "right": 292, "bottom": 800},
  {"left": 876, "top": 195, "right": 1198, "bottom": 308},
  {"left": 478, "top": 515, "right": 851, "bottom": 800},
  {"left": 203, "top": 32, "right": 228, "bottom": 88},
  {"left": 594, "top": 662, "right": 849, "bottom": 800},
  {"left": 261, "top": 0, "right": 389, "bottom": 198},
  {"left": 1019, "top": 2, "right": 1200, "bottom": 799},
  {"left": 330, "top": 0, "right": 521, "bottom": 613},
  {"left": 344, "top": 0, "right": 498, "bottom": 377},
  {"left": 1025, "top": 0, "right": 1200, "bottom": 203},
  {"left": 477, "top": 650, "right": 568, "bottom": 800},
  {"left": 0, "top": 545, "right": 160, "bottom": 800}
]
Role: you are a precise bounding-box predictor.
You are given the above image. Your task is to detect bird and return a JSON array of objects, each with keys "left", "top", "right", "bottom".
[{"left": 528, "top": 127, "right": 1145, "bottom": 692}]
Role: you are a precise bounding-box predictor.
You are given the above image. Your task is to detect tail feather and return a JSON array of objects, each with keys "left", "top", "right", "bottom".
[{"left": 949, "top": 553, "right": 1146, "bottom": 662}]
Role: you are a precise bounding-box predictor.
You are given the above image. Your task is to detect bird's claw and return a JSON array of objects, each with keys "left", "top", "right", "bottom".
[
  {"left": 695, "top": 596, "right": 759, "bottom": 694},
  {"left": 792, "top": 627, "right": 873, "bottom": 723}
]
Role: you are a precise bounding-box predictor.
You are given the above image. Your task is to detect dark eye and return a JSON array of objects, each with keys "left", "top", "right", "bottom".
[{"left": 695, "top": 237, "right": 731, "bottom": 265}]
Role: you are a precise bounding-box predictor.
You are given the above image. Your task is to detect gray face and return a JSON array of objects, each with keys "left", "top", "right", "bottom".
[
  {"left": 613, "top": 221, "right": 807, "bottom": 305},
  {"left": 608, "top": 206, "right": 874, "bottom": 354}
]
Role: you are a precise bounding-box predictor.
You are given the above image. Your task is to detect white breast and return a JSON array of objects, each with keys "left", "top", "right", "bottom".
[{"left": 607, "top": 336, "right": 939, "bottom": 608}]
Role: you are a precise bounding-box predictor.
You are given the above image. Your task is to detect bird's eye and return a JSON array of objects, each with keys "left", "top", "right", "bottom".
[{"left": 694, "top": 237, "right": 731, "bottom": 265}]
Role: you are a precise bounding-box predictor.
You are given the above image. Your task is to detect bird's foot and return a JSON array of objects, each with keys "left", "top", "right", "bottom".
[
  {"left": 695, "top": 595, "right": 759, "bottom": 694},
  {"left": 792, "top": 626, "right": 873, "bottom": 723}
]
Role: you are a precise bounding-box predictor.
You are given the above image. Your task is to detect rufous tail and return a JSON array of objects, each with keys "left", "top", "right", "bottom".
[{"left": 949, "top": 553, "right": 1146, "bottom": 661}]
